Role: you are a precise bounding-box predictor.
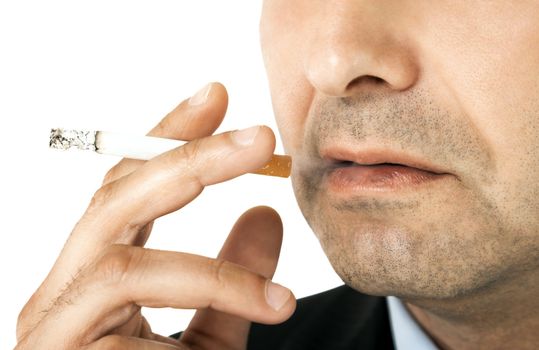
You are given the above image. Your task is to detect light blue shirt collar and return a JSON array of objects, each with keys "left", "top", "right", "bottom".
[{"left": 387, "top": 296, "right": 439, "bottom": 350}]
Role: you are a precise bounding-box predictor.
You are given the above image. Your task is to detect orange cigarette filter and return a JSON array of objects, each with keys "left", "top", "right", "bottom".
[{"left": 253, "top": 154, "right": 292, "bottom": 178}]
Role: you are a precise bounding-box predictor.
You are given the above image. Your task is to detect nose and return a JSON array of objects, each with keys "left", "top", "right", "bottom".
[{"left": 303, "top": 3, "right": 419, "bottom": 96}]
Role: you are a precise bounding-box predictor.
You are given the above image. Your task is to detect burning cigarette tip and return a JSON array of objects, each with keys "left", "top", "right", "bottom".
[{"left": 49, "top": 128, "right": 96, "bottom": 151}]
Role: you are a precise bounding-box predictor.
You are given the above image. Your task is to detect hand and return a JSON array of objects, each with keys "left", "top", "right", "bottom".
[{"left": 15, "top": 83, "right": 296, "bottom": 349}]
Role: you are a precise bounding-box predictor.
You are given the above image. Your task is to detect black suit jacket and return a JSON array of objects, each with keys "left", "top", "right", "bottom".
[{"left": 173, "top": 285, "right": 395, "bottom": 349}]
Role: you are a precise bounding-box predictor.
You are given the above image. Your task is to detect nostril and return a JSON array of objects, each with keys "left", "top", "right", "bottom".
[{"left": 346, "top": 75, "right": 386, "bottom": 90}]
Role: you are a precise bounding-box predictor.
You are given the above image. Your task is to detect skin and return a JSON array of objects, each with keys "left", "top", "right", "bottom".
[
  {"left": 15, "top": 84, "right": 296, "bottom": 349},
  {"left": 15, "top": 1, "right": 539, "bottom": 350},
  {"left": 260, "top": 0, "right": 539, "bottom": 349}
]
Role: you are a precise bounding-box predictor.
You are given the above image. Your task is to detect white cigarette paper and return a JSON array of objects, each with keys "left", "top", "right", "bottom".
[{"left": 49, "top": 128, "right": 291, "bottom": 178}]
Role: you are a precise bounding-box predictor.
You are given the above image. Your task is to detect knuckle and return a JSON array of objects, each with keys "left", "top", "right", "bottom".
[
  {"left": 210, "top": 258, "right": 231, "bottom": 290},
  {"left": 16, "top": 304, "right": 33, "bottom": 342},
  {"left": 102, "top": 166, "right": 119, "bottom": 185},
  {"left": 88, "top": 183, "right": 115, "bottom": 210},
  {"left": 94, "top": 245, "right": 141, "bottom": 284},
  {"left": 16, "top": 301, "right": 30, "bottom": 330},
  {"left": 177, "top": 138, "right": 204, "bottom": 168}
]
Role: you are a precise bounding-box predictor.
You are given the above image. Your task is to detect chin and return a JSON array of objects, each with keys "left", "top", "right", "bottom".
[
  {"left": 303, "top": 204, "right": 514, "bottom": 301},
  {"left": 292, "top": 162, "right": 538, "bottom": 302}
]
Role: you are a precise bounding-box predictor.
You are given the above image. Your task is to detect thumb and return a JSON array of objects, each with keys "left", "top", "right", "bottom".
[{"left": 181, "top": 206, "right": 294, "bottom": 349}]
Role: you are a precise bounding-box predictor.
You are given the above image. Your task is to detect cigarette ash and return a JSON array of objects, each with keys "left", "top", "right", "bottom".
[{"left": 49, "top": 128, "right": 97, "bottom": 151}]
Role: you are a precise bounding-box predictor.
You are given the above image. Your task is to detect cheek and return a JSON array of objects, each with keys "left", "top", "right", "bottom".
[
  {"left": 260, "top": 3, "right": 314, "bottom": 154},
  {"left": 270, "top": 77, "right": 313, "bottom": 154},
  {"left": 415, "top": 3, "right": 539, "bottom": 234},
  {"left": 414, "top": 2, "right": 539, "bottom": 144},
  {"left": 262, "top": 39, "right": 313, "bottom": 153}
]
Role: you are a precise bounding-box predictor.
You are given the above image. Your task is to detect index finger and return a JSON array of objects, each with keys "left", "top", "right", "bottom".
[{"left": 103, "top": 82, "right": 228, "bottom": 185}]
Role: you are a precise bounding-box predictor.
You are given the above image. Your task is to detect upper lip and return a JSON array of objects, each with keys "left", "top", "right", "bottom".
[{"left": 320, "top": 146, "right": 451, "bottom": 175}]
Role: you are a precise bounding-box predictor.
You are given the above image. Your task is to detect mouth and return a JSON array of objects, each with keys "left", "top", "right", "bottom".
[{"left": 320, "top": 147, "right": 453, "bottom": 194}]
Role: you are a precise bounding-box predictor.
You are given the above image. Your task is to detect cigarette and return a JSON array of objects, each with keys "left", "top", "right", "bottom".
[{"left": 49, "top": 128, "right": 291, "bottom": 178}]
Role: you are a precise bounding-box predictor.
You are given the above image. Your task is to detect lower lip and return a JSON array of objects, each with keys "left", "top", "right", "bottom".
[{"left": 326, "top": 164, "right": 447, "bottom": 193}]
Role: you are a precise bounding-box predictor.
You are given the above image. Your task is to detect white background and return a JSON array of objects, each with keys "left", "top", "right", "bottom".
[{"left": 0, "top": 1, "right": 342, "bottom": 348}]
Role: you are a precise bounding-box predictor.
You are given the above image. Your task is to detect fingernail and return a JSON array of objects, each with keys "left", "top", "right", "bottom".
[
  {"left": 188, "top": 83, "right": 212, "bottom": 106},
  {"left": 231, "top": 126, "right": 260, "bottom": 146},
  {"left": 266, "top": 280, "right": 291, "bottom": 312}
]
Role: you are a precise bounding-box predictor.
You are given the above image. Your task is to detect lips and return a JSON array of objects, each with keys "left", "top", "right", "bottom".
[{"left": 320, "top": 147, "right": 452, "bottom": 194}]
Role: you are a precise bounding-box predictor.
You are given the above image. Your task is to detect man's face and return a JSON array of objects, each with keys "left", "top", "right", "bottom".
[{"left": 260, "top": 1, "right": 539, "bottom": 299}]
